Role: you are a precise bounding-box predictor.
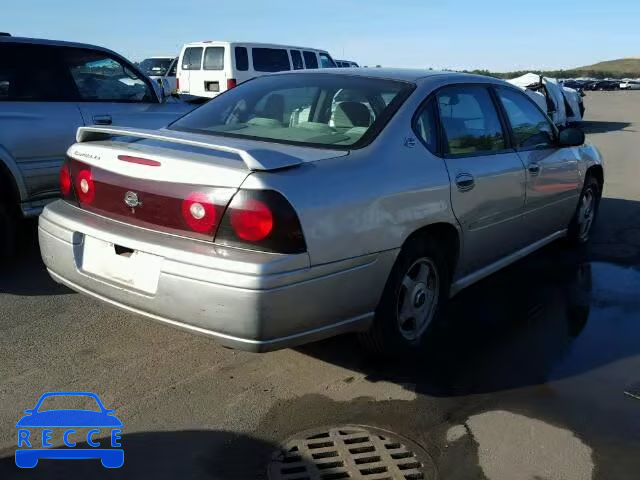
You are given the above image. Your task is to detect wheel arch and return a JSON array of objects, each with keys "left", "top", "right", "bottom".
[
  {"left": 402, "top": 222, "right": 461, "bottom": 279},
  {"left": 586, "top": 164, "right": 604, "bottom": 191},
  {"left": 0, "top": 146, "right": 27, "bottom": 207}
]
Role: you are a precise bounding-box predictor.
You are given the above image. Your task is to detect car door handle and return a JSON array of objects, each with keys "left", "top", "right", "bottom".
[
  {"left": 92, "top": 115, "right": 112, "bottom": 125},
  {"left": 455, "top": 173, "right": 475, "bottom": 192},
  {"left": 528, "top": 163, "right": 541, "bottom": 176}
]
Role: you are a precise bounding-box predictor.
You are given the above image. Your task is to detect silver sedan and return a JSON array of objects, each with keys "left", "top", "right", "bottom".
[{"left": 38, "top": 69, "right": 604, "bottom": 355}]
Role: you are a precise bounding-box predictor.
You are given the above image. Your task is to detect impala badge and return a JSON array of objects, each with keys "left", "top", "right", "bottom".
[{"left": 124, "top": 191, "right": 141, "bottom": 211}]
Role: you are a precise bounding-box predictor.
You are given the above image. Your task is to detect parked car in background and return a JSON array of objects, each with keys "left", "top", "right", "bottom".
[
  {"left": 620, "top": 80, "right": 640, "bottom": 90},
  {"left": 336, "top": 60, "right": 359, "bottom": 68},
  {"left": 176, "top": 41, "right": 337, "bottom": 98},
  {"left": 139, "top": 56, "right": 174, "bottom": 83},
  {"left": 39, "top": 70, "right": 603, "bottom": 356},
  {"left": 0, "top": 36, "right": 196, "bottom": 258},
  {"left": 585, "top": 80, "right": 619, "bottom": 91}
]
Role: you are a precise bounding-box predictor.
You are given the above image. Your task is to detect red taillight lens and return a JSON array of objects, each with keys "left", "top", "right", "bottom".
[
  {"left": 176, "top": 77, "right": 180, "bottom": 91},
  {"left": 230, "top": 198, "right": 273, "bottom": 242},
  {"left": 181, "top": 192, "right": 218, "bottom": 234},
  {"left": 226, "top": 78, "right": 237, "bottom": 90},
  {"left": 216, "top": 190, "right": 306, "bottom": 254},
  {"left": 75, "top": 167, "right": 95, "bottom": 204},
  {"left": 59, "top": 163, "right": 71, "bottom": 196}
]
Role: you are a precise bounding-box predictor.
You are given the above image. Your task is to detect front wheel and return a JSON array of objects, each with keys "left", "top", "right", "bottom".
[
  {"left": 359, "top": 236, "right": 450, "bottom": 357},
  {"left": 568, "top": 176, "right": 601, "bottom": 245}
]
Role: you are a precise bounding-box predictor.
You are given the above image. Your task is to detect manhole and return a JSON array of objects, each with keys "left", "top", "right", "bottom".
[{"left": 268, "top": 425, "right": 436, "bottom": 480}]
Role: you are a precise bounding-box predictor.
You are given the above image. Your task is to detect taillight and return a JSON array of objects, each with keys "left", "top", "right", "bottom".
[
  {"left": 176, "top": 77, "right": 180, "bottom": 91},
  {"left": 226, "top": 78, "right": 237, "bottom": 90},
  {"left": 181, "top": 192, "right": 218, "bottom": 234},
  {"left": 59, "top": 163, "right": 71, "bottom": 196},
  {"left": 230, "top": 198, "right": 273, "bottom": 242},
  {"left": 215, "top": 190, "right": 306, "bottom": 254}
]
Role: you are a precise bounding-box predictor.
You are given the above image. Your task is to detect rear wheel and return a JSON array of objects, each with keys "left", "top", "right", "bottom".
[
  {"left": 568, "top": 176, "right": 601, "bottom": 245},
  {"left": 0, "top": 201, "right": 16, "bottom": 261},
  {"left": 359, "top": 235, "right": 450, "bottom": 357}
]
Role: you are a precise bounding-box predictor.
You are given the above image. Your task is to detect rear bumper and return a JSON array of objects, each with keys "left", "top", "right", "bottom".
[{"left": 39, "top": 201, "right": 397, "bottom": 352}]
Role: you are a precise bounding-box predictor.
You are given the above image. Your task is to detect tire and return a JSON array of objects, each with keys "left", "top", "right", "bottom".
[
  {"left": 567, "top": 175, "right": 601, "bottom": 245},
  {"left": 359, "top": 235, "right": 450, "bottom": 357},
  {"left": 0, "top": 201, "right": 16, "bottom": 261}
]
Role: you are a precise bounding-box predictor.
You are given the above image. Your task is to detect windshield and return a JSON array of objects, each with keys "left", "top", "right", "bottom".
[
  {"left": 139, "top": 58, "right": 173, "bottom": 76},
  {"left": 169, "top": 73, "right": 414, "bottom": 148}
]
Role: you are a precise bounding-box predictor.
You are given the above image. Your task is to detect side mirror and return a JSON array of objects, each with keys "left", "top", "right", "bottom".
[{"left": 558, "top": 127, "right": 585, "bottom": 147}]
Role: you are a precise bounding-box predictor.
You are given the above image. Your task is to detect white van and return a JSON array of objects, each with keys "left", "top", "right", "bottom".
[{"left": 176, "top": 41, "right": 337, "bottom": 98}]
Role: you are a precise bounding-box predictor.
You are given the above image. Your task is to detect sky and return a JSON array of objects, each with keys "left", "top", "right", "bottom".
[{"left": 4, "top": 0, "right": 640, "bottom": 72}]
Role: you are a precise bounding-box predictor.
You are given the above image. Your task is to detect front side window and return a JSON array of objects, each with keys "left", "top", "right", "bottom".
[
  {"left": 319, "top": 52, "right": 336, "bottom": 68},
  {"left": 303, "top": 51, "right": 318, "bottom": 69},
  {"left": 63, "top": 48, "right": 154, "bottom": 102},
  {"left": 496, "top": 87, "right": 556, "bottom": 149},
  {"left": 437, "top": 86, "right": 506, "bottom": 155},
  {"left": 252, "top": 48, "right": 290, "bottom": 72},
  {"left": 169, "top": 73, "right": 414, "bottom": 148},
  {"left": 182, "top": 47, "right": 203, "bottom": 70},
  {"left": 235, "top": 47, "right": 248, "bottom": 71},
  {"left": 203, "top": 47, "right": 224, "bottom": 70},
  {"left": 290, "top": 50, "right": 304, "bottom": 70}
]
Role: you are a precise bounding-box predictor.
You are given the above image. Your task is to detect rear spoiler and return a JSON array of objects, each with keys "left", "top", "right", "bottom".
[{"left": 76, "top": 126, "right": 303, "bottom": 171}]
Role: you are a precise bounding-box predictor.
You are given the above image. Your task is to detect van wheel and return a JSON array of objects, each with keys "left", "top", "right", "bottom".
[
  {"left": 568, "top": 176, "right": 600, "bottom": 245},
  {"left": 0, "top": 202, "right": 16, "bottom": 261},
  {"left": 359, "top": 235, "right": 450, "bottom": 357}
]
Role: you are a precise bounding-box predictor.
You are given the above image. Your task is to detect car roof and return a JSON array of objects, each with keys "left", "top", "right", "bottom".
[
  {"left": 0, "top": 36, "right": 121, "bottom": 56},
  {"left": 268, "top": 67, "right": 505, "bottom": 84},
  {"left": 182, "top": 40, "right": 329, "bottom": 52}
]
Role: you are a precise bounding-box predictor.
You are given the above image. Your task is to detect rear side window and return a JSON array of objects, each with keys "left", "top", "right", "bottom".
[
  {"left": 235, "top": 47, "right": 248, "bottom": 71},
  {"left": 0, "top": 44, "right": 75, "bottom": 101},
  {"left": 319, "top": 52, "right": 336, "bottom": 68},
  {"left": 437, "top": 86, "right": 506, "bottom": 156},
  {"left": 290, "top": 50, "right": 304, "bottom": 70},
  {"left": 303, "top": 51, "right": 318, "bottom": 69},
  {"left": 203, "top": 47, "right": 224, "bottom": 70},
  {"left": 252, "top": 48, "right": 291, "bottom": 72},
  {"left": 182, "top": 47, "right": 203, "bottom": 70},
  {"left": 496, "top": 87, "right": 555, "bottom": 149},
  {"left": 414, "top": 99, "right": 438, "bottom": 153},
  {"left": 168, "top": 58, "right": 178, "bottom": 77}
]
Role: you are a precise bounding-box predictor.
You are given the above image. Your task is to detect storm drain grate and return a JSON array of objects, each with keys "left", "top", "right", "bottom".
[{"left": 268, "top": 426, "right": 436, "bottom": 480}]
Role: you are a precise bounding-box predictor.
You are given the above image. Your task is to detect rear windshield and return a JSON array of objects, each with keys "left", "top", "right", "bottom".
[
  {"left": 203, "top": 47, "right": 224, "bottom": 70},
  {"left": 169, "top": 73, "right": 414, "bottom": 149},
  {"left": 252, "top": 48, "right": 291, "bottom": 72}
]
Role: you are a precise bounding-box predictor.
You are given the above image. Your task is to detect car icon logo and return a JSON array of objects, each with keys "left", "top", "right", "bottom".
[
  {"left": 124, "top": 191, "right": 141, "bottom": 209},
  {"left": 15, "top": 391, "right": 124, "bottom": 469}
]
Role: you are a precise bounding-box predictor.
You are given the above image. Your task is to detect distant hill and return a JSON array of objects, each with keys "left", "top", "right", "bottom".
[
  {"left": 574, "top": 58, "right": 640, "bottom": 77},
  {"left": 462, "top": 58, "right": 640, "bottom": 80}
]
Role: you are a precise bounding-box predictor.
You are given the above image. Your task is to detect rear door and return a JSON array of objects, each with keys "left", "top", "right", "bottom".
[
  {"left": 60, "top": 46, "right": 188, "bottom": 129},
  {"left": 178, "top": 46, "right": 203, "bottom": 95},
  {"left": 199, "top": 45, "right": 226, "bottom": 96},
  {"left": 0, "top": 43, "right": 84, "bottom": 203},
  {"left": 434, "top": 85, "right": 527, "bottom": 273},
  {"left": 494, "top": 86, "right": 581, "bottom": 240}
]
